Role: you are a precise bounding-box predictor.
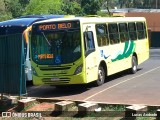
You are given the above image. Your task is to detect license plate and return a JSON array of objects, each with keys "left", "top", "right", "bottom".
[{"left": 51, "top": 77, "right": 60, "bottom": 81}]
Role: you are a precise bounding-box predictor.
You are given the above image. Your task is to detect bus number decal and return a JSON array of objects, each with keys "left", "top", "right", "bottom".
[{"left": 38, "top": 54, "right": 54, "bottom": 59}]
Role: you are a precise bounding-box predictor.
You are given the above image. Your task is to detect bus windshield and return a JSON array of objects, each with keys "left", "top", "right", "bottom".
[{"left": 31, "top": 30, "right": 81, "bottom": 65}]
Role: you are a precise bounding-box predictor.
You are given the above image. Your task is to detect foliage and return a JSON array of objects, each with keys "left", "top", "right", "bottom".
[
  {"left": 0, "top": 0, "right": 156, "bottom": 22},
  {"left": 0, "top": 0, "right": 12, "bottom": 21},
  {"left": 0, "top": 13, "right": 12, "bottom": 22},
  {"left": 62, "top": 0, "right": 83, "bottom": 16},
  {"left": 81, "top": 0, "right": 101, "bottom": 15},
  {"left": 97, "top": 11, "right": 111, "bottom": 17},
  {"left": 4, "top": 0, "right": 23, "bottom": 18},
  {"left": 24, "top": 0, "right": 63, "bottom": 15},
  {"left": 19, "top": 0, "right": 29, "bottom": 7},
  {"left": 0, "top": 0, "right": 5, "bottom": 11}
]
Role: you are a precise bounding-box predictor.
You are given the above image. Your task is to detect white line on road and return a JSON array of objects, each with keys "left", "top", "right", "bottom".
[{"left": 84, "top": 66, "right": 160, "bottom": 101}]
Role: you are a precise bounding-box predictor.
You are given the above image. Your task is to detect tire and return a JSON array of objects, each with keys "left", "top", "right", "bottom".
[
  {"left": 129, "top": 56, "right": 137, "bottom": 74},
  {"left": 95, "top": 66, "right": 105, "bottom": 86}
]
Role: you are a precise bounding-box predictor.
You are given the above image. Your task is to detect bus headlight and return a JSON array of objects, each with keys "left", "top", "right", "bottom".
[
  {"left": 74, "top": 64, "right": 83, "bottom": 75},
  {"left": 31, "top": 66, "right": 38, "bottom": 76}
]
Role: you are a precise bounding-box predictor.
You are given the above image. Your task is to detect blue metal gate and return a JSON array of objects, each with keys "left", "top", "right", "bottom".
[
  {"left": 151, "top": 32, "right": 160, "bottom": 47},
  {"left": 0, "top": 34, "right": 26, "bottom": 95}
]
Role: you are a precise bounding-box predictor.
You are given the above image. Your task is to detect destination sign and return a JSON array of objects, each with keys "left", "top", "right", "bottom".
[{"left": 34, "top": 21, "right": 80, "bottom": 31}]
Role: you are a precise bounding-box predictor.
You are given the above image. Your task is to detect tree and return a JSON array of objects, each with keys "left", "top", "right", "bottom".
[
  {"left": 142, "top": 0, "right": 152, "bottom": 8},
  {"left": 4, "top": 0, "right": 23, "bottom": 18},
  {"left": 19, "top": 0, "right": 29, "bottom": 7},
  {"left": 0, "top": 0, "right": 5, "bottom": 12},
  {"left": 62, "top": 0, "right": 83, "bottom": 15},
  {"left": 0, "top": 0, "right": 12, "bottom": 21},
  {"left": 19, "top": 0, "right": 30, "bottom": 13},
  {"left": 81, "top": 0, "right": 101, "bottom": 15},
  {"left": 24, "top": 0, "right": 63, "bottom": 15}
]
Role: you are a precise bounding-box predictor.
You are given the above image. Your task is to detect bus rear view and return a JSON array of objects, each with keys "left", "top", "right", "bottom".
[{"left": 31, "top": 20, "right": 84, "bottom": 85}]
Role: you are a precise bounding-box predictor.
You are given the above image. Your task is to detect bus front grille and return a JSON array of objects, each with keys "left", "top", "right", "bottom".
[
  {"left": 42, "top": 78, "right": 70, "bottom": 84},
  {"left": 39, "top": 67, "right": 71, "bottom": 71}
]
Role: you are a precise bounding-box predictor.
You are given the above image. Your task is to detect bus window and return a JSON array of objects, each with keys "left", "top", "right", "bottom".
[
  {"left": 96, "top": 24, "right": 109, "bottom": 46},
  {"left": 119, "top": 23, "right": 129, "bottom": 42},
  {"left": 128, "top": 22, "right": 137, "bottom": 40},
  {"left": 136, "top": 22, "right": 146, "bottom": 40},
  {"left": 73, "top": 32, "right": 81, "bottom": 53},
  {"left": 84, "top": 31, "right": 95, "bottom": 52},
  {"left": 143, "top": 23, "right": 147, "bottom": 38},
  {"left": 108, "top": 23, "right": 120, "bottom": 44}
]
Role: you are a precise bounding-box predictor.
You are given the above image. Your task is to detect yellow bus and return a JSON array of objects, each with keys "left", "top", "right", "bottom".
[{"left": 30, "top": 17, "right": 149, "bottom": 86}]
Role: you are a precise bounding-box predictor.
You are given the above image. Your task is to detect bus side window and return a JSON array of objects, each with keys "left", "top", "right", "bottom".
[
  {"left": 84, "top": 31, "right": 95, "bottom": 52},
  {"left": 128, "top": 22, "right": 137, "bottom": 40},
  {"left": 143, "top": 23, "right": 147, "bottom": 38},
  {"left": 108, "top": 23, "right": 120, "bottom": 44},
  {"left": 96, "top": 24, "right": 109, "bottom": 46},
  {"left": 136, "top": 22, "right": 146, "bottom": 40},
  {"left": 119, "top": 23, "right": 129, "bottom": 42}
]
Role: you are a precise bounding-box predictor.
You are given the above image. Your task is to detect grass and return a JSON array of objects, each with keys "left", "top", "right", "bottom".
[
  {"left": 56, "top": 104, "right": 157, "bottom": 120},
  {"left": 0, "top": 97, "right": 158, "bottom": 120}
]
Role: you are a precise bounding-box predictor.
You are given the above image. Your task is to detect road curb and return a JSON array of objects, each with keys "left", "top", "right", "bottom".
[{"left": 1, "top": 96, "right": 160, "bottom": 118}]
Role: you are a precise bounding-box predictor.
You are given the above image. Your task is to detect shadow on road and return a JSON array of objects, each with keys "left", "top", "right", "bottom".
[
  {"left": 104, "top": 68, "right": 142, "bottom": 83},
  {"left": 27, "top": 68, "right": 143, "bottom": 98},
  {"left": 27, "top": 84, "right": 92, "bottom": 98}
]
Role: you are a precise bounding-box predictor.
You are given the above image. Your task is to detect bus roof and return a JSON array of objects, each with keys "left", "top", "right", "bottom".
[
  {"left": 33, "top": 16, "right": 146, "bottom": 25},
  {"left": 0, "top": 15, "right": 65, "bottom": 27},
  {"left": 0, "top": 15, "right": 66, "bottom": 35},
  {"left": 0, "top": 18, "right": 46, "bottom": 27},
  {"left": 19, "top": 15, "right": 65, "bottom": 19}
]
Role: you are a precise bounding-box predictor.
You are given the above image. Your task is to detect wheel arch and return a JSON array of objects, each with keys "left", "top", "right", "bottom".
[
  {"left": 99, "top": 60, "right": 108, "bottom": 77},
  {"left": 133, "top": 52, "right": 138, "bottom": 64}
]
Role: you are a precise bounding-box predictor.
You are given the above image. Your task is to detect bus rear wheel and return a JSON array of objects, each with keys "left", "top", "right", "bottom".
[
  {"left": 95, "top": 66, "right": 105, "bottom": 86},
  {"left": 129, "top": 55, "right": 137, "bottom": 74}
]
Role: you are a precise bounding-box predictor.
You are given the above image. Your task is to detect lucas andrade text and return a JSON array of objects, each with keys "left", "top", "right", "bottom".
[{"left": 132, "top": 113, "right": 157, "bottom": 117}]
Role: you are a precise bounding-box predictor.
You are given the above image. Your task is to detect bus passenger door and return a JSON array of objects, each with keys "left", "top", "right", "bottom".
[{"left": 83, "top": 25, "right": 98, "bottom": 83}]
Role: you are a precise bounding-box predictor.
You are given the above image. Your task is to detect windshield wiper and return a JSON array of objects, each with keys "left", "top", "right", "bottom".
[{"left": 41, "top": 32, "right": 51, "bottom": 46}]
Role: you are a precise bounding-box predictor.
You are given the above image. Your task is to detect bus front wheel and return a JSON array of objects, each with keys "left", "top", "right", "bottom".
[
  {"left": 95, "top": 66, "right": 105, "bottom": 86},
  {"left": 129, "top": 56, "right": 137, "bottom": 74}
]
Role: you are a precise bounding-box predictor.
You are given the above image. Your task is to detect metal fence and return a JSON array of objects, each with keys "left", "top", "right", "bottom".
[
  {"left": 0, "top": 34, "right": 26, "bottom": 96},
  {"left": 151, "top": 32, "right": 160, "bottom": 47}
]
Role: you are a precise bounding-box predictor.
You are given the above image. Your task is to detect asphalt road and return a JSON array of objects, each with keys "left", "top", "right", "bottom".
[{"left": 27, "top": 48, "right": 160, "bottom": 106}]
